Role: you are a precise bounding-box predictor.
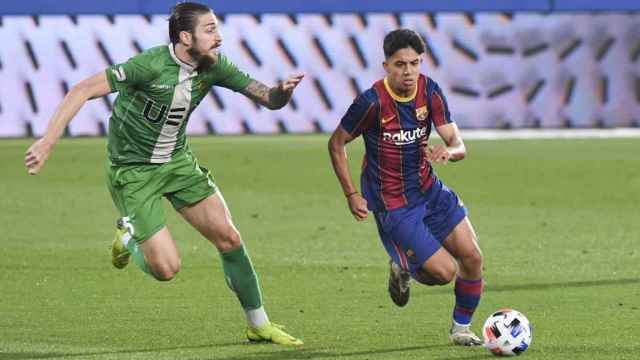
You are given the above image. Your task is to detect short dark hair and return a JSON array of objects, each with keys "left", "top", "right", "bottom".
[
  {"left": 169, "top": 2, "right": 212, "bottom": 45},
  {"left": 383, "top": 29, "right": 426, "bottom": 58}
]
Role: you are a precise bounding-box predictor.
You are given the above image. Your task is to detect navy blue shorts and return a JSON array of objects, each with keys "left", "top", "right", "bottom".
[{"left": 374, "top": 179, "right": 467, "bottom": 278}]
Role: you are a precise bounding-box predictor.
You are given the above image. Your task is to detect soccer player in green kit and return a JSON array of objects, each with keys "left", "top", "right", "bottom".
[{"left": 24, "top": 2, "right": 303, "bottom": 345}]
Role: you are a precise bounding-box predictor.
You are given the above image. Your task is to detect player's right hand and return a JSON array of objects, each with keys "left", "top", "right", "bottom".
[
  {"left": 25, "top": 138, "right": 53, "bottom": 175},
  {"left": 347, "top": 193, "right": 369, "bottom": 221}
]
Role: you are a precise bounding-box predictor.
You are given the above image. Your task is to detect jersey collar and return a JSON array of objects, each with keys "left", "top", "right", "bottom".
[
  {"left": 383, "top": 77, "right": 417, "bottom": 102},
  {"left": 168, "top": 43, "right": 196, "bottom": 72}
]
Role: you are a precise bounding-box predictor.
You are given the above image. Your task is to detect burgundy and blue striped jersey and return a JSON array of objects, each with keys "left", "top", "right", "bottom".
[{"left": 340, "top": 74, "right": 454, "bottom": 212}]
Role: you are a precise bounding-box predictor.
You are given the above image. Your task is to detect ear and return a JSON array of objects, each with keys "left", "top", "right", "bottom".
[
  {"left": 179, "top": 30, "right": 193, "bottom": 46},
  {"left": 382, "top": 60, "right": 389, "bottom": 73}
]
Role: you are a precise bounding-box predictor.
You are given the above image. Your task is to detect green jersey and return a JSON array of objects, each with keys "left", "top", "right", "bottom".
[{"left": 105, "top": 45, "right": 251, "bottom": 164}]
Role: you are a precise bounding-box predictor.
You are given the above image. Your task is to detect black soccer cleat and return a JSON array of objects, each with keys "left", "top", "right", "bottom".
[{"left": 387, "top": 260, "right": 411, "bottom": 307}]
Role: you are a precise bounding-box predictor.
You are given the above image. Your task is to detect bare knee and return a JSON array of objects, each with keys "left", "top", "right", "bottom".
[
  {"left": 213, "top": 228, "right": 242, "bottom": 252},
  {"left": 151, "top": 259, "right": 181, "bottom": 281},
  {"left": 415, "top": 262, "right": 457, "bottom": 286},
  {"left": 431, "top": 266, "right": 457, "bottom": 285},
  {"left": 460, "top": 248, "right": 483, "bottom": 274}
]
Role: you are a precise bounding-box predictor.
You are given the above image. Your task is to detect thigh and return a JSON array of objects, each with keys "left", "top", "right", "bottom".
[
  {"left": 442, "top": 216, "right": 481, "bottom": 260},
  {"left": 106, "top": 163, "right": 167, "bottom": 244},
  {"left": 442, "top": 216, "right": 483, "bottom": 279},
  {"left": 376, "top": 205, "right": 443, "bottom": 277},
  {"left": 140, "top": 226, "right": 180, "bottom": 267},
  {"left": 164, "top": 153, "right": 217, "bottom": 211},
  {"left": 178, "top": 192, "right": 239, "bottom": 249},
  {"left": 418, "top": 246, "right": 457, "bottom": 283},
  {"left": 423, "top": 181, "right": 467, "bottom": 243}
]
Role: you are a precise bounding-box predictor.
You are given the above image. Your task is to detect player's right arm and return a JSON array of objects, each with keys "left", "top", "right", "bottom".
[
  {"left": 328, "top": 93, "right": 376, "bottom": 221},
  {"left": 25, "top": 72, "right": 112, "bottom": 175},
  {"left": 328, "top": 126, "right": 368, "bottom": 221},
  {"left": 26, "top": 51, "right": 154, "bottom": 175}
]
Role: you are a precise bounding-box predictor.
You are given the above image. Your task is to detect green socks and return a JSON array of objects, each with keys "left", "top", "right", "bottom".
[
  {"left": 220, "top": 245, "right": 263, "bottom": 310},
  {"left": 127, "top": 241, "right": 152, "bottom": 276},
  {"left": 124, "top": 236, "right": 263, "bottom": 312}
]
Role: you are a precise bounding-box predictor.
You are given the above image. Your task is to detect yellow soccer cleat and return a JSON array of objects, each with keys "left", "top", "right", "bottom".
[
  {"left": 111, "top": 225, "right": 130, "bottom": 269},
  {"left": 246, "top": 322, "right": 303, "bottom": 346}
]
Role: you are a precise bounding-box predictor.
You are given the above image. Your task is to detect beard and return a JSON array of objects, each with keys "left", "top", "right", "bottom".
[{"left": 187, "top": 37, "right": 218, "bottom": 71}]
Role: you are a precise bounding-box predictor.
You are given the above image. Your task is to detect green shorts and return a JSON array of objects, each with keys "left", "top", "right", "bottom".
[{"left": 106, "top": 150, "right": 217, "bottom": 244}]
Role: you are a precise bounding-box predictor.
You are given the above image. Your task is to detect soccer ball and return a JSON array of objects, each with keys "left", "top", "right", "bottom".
[{"left": 482, "top": 308, "right": 533, "bottom": 356}]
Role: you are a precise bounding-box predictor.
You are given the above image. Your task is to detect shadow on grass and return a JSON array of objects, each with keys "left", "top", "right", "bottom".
[
  {"left": 1, "top": 344, "right": 448, "bottom": 360},
  {"left": 216, "top": 343, "right": 450, "bottom": 360},
  {"left": 448, "top": 343, "right": 639, "bottom": 360},
  {"left": 418, "top": 277, "right": 640, "bottom": 296},
  {"left": 6, "top": 340, "right": 636, "bottom": 360},
  {"left": 487, "top": 277, "right": 640, "bottom": 293},
  {"left": 0, "top": 341, "right": 240, "bottom": 359}
]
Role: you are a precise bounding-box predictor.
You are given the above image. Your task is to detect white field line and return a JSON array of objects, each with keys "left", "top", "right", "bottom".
[{"left": 460, "top": 128, "right": 640, "bottom": 140}]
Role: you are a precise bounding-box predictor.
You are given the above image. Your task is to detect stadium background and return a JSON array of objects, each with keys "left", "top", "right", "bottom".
[{"left": 1, "top": 0, "right": 639, "bottom": 137}]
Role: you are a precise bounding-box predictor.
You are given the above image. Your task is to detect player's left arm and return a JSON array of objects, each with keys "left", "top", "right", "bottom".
[
  {"left": 430, "top": 122, "right": 466, "bottom": 164},
  {"left": 426, "top": 81, "right": 466, "bottom": 164},
  {"left": 240, "top": 74, "right": 304, "bottom": 110}
]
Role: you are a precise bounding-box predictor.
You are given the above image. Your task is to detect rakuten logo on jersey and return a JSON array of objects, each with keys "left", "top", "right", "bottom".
[{"left": 383, "top": 127, "right": 428, "bottom": 145}]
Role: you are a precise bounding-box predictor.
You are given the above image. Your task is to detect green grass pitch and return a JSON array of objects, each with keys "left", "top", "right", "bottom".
[{"left": 1, "top": 135, "right": 639, "bottom": 359}]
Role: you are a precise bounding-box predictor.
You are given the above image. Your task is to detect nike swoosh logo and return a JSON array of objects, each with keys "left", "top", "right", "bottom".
[{"left": 382, "top": 115, "right": 395, "bottom": 124}]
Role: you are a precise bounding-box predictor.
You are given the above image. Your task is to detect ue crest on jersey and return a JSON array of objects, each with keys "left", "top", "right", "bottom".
[{"left": 193, "top": 80, "right": 207, "bottom": 92}]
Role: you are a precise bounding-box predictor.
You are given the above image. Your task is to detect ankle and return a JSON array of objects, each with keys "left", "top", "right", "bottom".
[{"left": 451, "top": 320, "right": 471, "bottom": 331}]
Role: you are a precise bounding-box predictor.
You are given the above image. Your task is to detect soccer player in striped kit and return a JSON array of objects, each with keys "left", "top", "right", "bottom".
[
  {"left": 328, "top": 29, "right": 484, "bottom": 346},
  {"left": 25, "top": 2, "right": 303, "bottom": 345}
]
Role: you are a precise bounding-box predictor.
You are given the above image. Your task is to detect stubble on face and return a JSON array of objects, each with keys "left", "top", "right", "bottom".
[{"left": 187, "top": 36, "right": 218, "bottom": 71}]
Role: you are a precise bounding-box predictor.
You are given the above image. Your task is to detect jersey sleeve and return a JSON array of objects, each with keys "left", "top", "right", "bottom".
[
  {"left": 430, "top": 82, "right": 453, "bottom": 126},
  {"left": 213, "top": 54, "right": 252, "bottom": 92},
  {"left": 105, "top": 53, "right": 156, "bottom": 92},
  {"left": 339, "top": 93, "right": 377, "bottom": 137}
]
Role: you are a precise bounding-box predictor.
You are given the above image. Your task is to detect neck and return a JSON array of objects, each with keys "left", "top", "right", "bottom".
[
  {"left": 395, "top": 87, "right": 414, "bottom": 98},
  {"left": 173, "top": 43, "right": 197, "bottom": 67},
  {"left": 384, "top": 77, "right": 417, "bottom": 102}
]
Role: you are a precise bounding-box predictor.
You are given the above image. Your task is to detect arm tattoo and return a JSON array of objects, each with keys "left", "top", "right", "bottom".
[
  {"left": 240, "top": 79, "right": 290, "bottom": 110},
  {"left": 267, "top": 86, "right": 291, "bottom": 110}
]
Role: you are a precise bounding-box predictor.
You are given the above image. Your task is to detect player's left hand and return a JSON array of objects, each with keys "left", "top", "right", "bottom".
[
  {"left": 426, "top": 144, "right": 450, "bottom": 164},
  {"left": 278, "top": 73, "right": 304, "bottom": 94}
]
